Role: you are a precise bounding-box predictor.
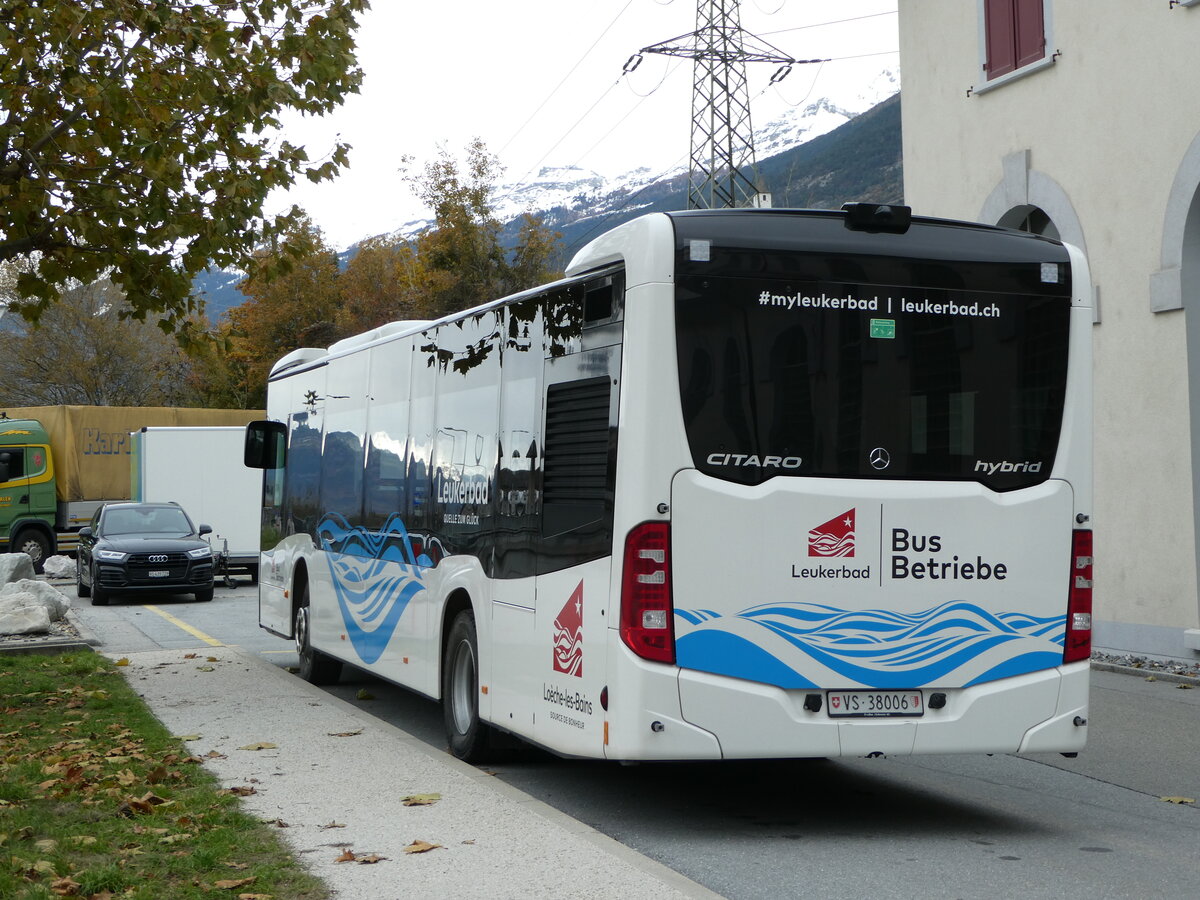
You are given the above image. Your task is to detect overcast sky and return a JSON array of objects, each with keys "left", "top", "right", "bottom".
[{"left": 271, "top": 0, "right": 899, "bottom": 248}]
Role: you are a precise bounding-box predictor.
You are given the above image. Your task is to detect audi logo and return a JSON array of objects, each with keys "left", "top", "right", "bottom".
[{"left": 147, "top": 555, "right": 169, "bottom": 563}]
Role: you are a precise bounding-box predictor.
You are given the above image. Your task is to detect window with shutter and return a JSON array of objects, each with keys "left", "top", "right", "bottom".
[{"left": 984, "top": 0, "right": 1046, "bottom": 80}]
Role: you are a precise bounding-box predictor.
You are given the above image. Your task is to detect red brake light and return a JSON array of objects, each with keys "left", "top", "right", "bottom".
[
  {"left": 1064, "top": 529, "right": 1093, "bottom": 664},
  {"left": 620, "top": 521, "right": 674, "bottom": 664}
]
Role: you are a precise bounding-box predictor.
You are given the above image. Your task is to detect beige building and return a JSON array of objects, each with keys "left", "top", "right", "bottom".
[{"left": 898, "top": 0, "right": 1200, "bottom": 661}]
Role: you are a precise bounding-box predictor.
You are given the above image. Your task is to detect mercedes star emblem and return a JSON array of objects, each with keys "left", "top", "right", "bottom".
[{"left": 869, "top": 447, "right": 891, "bottom": 470}]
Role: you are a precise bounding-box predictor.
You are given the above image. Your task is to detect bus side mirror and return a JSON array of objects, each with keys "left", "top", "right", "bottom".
[{"left": 245, "top": 420, "right": 287, "bottom": 470}]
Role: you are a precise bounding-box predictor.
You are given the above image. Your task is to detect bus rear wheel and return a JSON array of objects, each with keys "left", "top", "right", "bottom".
[
  {"left": 443, "top": 610, "right": 492, "bottom": 762},
  {"left": 294, "top": 586, "right": 342, "bottom": 685}
]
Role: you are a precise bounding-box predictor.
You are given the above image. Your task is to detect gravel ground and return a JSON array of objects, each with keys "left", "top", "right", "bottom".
[{"left": 1091, "top": 650, "right": 1200, "bottom": 680}]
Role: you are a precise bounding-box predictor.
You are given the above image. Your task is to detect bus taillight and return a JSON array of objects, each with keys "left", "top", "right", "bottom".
[
  {"left": 1064, "top": 529, "right": 1093, "bottom": 664},
  {"left": 620, "top": 521, "right": 675, "bottom": 664}
]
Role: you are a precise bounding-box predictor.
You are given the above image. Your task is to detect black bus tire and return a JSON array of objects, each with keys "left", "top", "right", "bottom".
[
  {"left": 443, "top": 610, "right": 493, "bottom": 762},
  {"left": 294, "top": 584, "right": 342, "bottom": 685}
]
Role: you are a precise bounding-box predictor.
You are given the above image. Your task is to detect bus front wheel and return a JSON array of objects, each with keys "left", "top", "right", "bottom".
[
  {"left": 443, "top": 610, "right": 492, "bottom": 762},
  {"left": 295, "top": 586, "right": 342, "bottom": 685}
]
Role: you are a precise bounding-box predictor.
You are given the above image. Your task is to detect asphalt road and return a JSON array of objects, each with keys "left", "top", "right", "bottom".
[{"left": 70, "top": 583, "right": 1200, "bottom": 900}]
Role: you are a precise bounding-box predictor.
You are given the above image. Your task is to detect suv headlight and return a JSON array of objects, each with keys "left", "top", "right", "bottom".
[
  {"left": 96, "top": 549, "right": 128, "bottom": 562},
  {"left": 187, "top": 547, "right": 213, "bottom": 559}
]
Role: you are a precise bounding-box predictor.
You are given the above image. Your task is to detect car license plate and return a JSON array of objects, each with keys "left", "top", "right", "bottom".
[
  {"left": 827, "top": 690, "right": 923, "bottom": 717},
  {"left": 148, "top": 570, "right": 170, "bottom": 578}
]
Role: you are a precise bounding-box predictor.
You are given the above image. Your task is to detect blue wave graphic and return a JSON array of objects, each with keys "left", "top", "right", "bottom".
[
  {"left": 674, "top": 601, "right": 1066, "bottom": 690},
  {"left": 317, "top": 513, "right": 430, "bottom": 665}
]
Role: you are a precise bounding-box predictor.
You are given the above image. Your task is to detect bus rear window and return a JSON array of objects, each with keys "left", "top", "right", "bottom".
[{"left": 676, "top": 276, "right": 1071, "bottom": 491}]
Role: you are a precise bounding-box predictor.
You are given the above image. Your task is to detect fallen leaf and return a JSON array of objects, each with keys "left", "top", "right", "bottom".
[
  {"left": 268, "top": 818, "right": 290, "bottom": 828},
  {"left": 237, "top": 742, "right": 277, "bottom": 751},
  {"left": 327, "top": 728, "right": 363, "bottom": 737},
  {"left": 49, "top": 876, "right": 80, "bottom": 896},
  {"left": 237, "top": 895, "right": 273, "bottom": 900},
  {"left": 1159, "top": 796, "right": 1195, "bottom": 805},
  {"left": 146, "top": 765, "right": 169, "bottom": 784},
  {"left": 403, "top": 839, "right": 442, "bottom": 854},
  {"left": 213, "top": 876, "right": 256, "bottom": 890},
  {"left": 224, "top": 862, "right": 250, "bottom": 870},
  {"left": 205, "top": 750, "right": 228, "bottom": 759},
  {"left": 221, "top": 786, "right": 258, "bottom": 797},
  {"left": 206, "top": 656, "right": 220, "bottom": 662},
  {"left": 183, "top": 653, "right": 198, "bottom": 659},
  {"left": 320, "top": 821, "right": 346, "bottom": 830},
  {"left": 176, "top": 734, "right": 202, "bottom": 742},
  {"left": 356, "top": 689, "right": 375, "bottom": 701},
  {"left": 197, "top": 666, "right": 215, "bottom": 673},
  {"left": 334, "top": 849, "right": 357, "bottom": 863},
  {"left": 356, "top": 853, "right": 388, "bottom": 864},
  {"left": 1145, "top": 676, "right": 1157, "bottom": 682},
  {"left": 402, "top": 793, "right": 441, "bottom": 807},
  {"left": 1177, "top": 683, "right": 1194, "bottom": 690},
  {"left": 35, "top": 838, "right": 58, "bottom": 852},
  {"left": 115, "top": 658, "right": 130, "bottom": 667}
]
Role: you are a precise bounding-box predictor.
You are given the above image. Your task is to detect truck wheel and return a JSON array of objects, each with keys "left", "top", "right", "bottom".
[
  {"left": 12, "top": 528, "right": 51, "bottom": 575},
  {"left": 443, "top": 609, "right": 493, "bottom": 762},
  {"left": 76, "top": 557, "right": 91, "bottom": 598},
  {"left": 294, "top": 585, "right": 342, "bottom": 684}
]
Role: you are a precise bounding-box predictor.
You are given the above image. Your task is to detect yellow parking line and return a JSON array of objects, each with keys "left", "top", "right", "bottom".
[{"left": 144, "top": 605, "right": 225, "bottom": 647}]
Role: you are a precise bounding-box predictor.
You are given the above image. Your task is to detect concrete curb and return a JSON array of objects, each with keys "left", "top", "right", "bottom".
[{"left": 1090, "top": 660, "right": 1200, "bottom": 686}]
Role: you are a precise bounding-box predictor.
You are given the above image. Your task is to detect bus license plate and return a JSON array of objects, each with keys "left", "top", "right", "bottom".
[
  {"left": 827, "top": 690, "right": 923, "bottom": 717},
  {"left": 148, "top": 570, "right": 170, "bottom": 578}
]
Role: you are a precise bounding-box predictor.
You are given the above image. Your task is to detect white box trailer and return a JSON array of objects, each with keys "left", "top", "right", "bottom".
[{"left": 131, "top": 426, "right": 259, "bottom": 584}]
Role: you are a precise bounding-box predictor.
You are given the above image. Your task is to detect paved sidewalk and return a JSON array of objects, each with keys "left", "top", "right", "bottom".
[{"left": 114, "top": 647, "right": 722, "bottom": 900}]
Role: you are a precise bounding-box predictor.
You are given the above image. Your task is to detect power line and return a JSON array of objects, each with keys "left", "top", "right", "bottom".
[{"left": 498, "top": 0, "right": 636, "bottom": 159}]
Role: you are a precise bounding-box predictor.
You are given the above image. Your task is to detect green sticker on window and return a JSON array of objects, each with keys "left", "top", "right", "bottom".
[{"left": 870, "top": 318, "right": 896, "bottom": 339}]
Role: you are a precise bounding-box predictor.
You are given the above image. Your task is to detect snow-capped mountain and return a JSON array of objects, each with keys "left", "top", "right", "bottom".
[{"left": 390, "top": 68, "right": 900, "bottom": 240}]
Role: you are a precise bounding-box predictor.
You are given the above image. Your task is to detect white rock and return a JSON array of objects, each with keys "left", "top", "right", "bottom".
[
  {"left": 0, "top": 553, "right": 36, "bottom": 586},
  {"left": 0, "top": 602, "right": 52, "bottom": 635},
  {"left": 0, "top": 579, "right": 70, "bottom": 619},
  {"left": 42, "top": 555, "right": 75, "bottom": 579}
]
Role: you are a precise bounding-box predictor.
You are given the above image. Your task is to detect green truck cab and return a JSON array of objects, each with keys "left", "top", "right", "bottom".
[{"left": 0, "top": 418, "right": 58, "bottom": 570}]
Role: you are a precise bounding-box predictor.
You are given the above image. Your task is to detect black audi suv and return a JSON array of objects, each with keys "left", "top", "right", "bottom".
[{"left": 76, "top": 502, "right": 215, "bottom": 605}]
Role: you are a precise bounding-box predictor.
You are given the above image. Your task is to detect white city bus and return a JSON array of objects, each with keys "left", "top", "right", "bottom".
[{"left": 245, "top": 205, "right": 1093, "bottom": 762}]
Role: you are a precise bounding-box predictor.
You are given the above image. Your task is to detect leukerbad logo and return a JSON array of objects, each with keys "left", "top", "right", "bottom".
[
  {"left": 809, "top": 508, "right": 856, "bottom": 557},
  {"left": 552, "top": 581, "right": 583, "bottom": 677}
]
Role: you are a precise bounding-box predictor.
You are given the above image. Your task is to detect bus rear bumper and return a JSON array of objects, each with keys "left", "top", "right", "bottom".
[{"left": 675, "top": 661, "right": 1090, "bottom": 758}]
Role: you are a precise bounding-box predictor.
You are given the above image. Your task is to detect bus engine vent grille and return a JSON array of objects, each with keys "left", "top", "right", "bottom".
[{"left": 543, "top": 376, "right": 612, "bottom": 532}]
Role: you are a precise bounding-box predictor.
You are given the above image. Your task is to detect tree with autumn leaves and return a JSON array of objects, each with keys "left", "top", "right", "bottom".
[
  {"left": 0, "top": 0, "right": 367, "bottom": 337},
  {"left": 220, "top": 140, "right": 562, "bottom": 406}
]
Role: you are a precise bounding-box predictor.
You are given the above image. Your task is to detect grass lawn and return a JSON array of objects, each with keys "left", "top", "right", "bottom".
[{"left": 0, "top": 649, "right": 329, "bottom": 900}]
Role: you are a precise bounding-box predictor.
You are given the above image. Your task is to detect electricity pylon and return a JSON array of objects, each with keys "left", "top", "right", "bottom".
[{"left": 635, "top": 1, "right": 814, "bottom": 209}]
